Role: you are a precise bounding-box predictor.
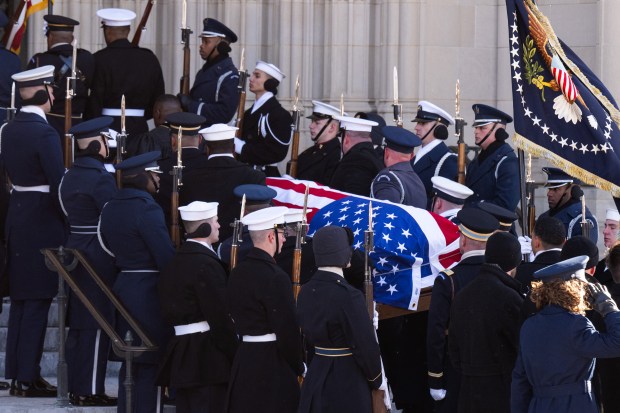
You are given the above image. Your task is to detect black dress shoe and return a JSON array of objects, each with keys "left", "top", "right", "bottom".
[
  {"left": 16, "top": 379, "right": 57, "bottom": 397},
  {"left": 70, "top": 393, "right": 118, "bottom": 406},
  {"left": 0, "top": 381, "right": 9, "bottom": 391},
  {"left": 9, "top": 380, "right": 17, "bottom": 396}
]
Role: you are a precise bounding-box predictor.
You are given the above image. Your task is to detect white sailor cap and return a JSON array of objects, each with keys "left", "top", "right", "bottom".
[
  {"left": 307, "top": 100, "right": 347, "bottom": 120},
  {"left": 255, "top": 61, "right": 285, "bottom": 83},
  {"left": 431, "top": 176, "right": 473, "bottom": 205},
  {"left": 413, "top": 101, "right": 455, "bottom": 126},
  {"left": 334, "top": 115, "right": 378, "bottom": 132},
  {"left": 12, "top": 65, "right": 55, "bottom": 88},
  {"left": 178, "top": 201, "right": 218, "bottom": 221},
  {"left": 97, "top": 8, "right": 136, "bottom": 27},
  {"left": 199, "top": 124, "right": 238, "bottom": 142},
  {"left": 241, "top": 206, "right": 289, "bottom": 231},
  {"left": 606, "top": 209, "right": 620, "bottom": 222},
  {"left": 284, "top": 208, "right": 305, "bottom": 224}
]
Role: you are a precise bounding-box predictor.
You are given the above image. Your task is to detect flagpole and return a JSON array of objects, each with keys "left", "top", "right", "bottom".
[
  {"left": 517, "top": 148, "right": 530, "bottom": 262},
  {"left": 48, "top": 0, "right": 53, "bottom": 15}
]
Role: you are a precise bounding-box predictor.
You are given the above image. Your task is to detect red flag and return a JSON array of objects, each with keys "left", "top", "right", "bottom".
[{"left": 5, "top": 0, "right": 50, "bottom": 54}]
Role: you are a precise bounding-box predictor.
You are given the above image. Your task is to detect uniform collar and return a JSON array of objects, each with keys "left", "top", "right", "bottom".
[
  {"left": 251, "top": 92, "right": 274, "bottom": 113},
  {"left": 318, "top": 266, "right": 344, "bottom": 277},
  {"left": 208, "top": 153, "right": 235, "bottom": 160},
  {"left": 20, "top": 105, "right": 47, "bottom": 121},
  {"left": 187, "top": 238, "right": 214, "bottom": 252},
  {"left": 461, "top": 249, "right": 485, "bottom": 260},
  {"left": 413, "top": 138, "right": 441, "bottom": 164}
]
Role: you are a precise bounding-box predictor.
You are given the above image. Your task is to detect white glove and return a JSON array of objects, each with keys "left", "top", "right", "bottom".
[
  {"left": 518, "top": 236, "right": 532, "bottom": 256},
  {"left": 302, "top": 362, "right": 307, "bottom": 378},
  {"left": 373, "top": 301, "right": 379, "bottom": 330},
  {"left": 430, "top": 388, "right": 447, "bottom": 401},
  {"left": 233, "top": 137, "right": 246, "bottom": 155}
]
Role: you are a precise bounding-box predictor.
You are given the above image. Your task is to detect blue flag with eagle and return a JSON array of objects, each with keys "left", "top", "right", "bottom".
[{"left": 506, "top": 0, "right": 620, "bottom": 196}]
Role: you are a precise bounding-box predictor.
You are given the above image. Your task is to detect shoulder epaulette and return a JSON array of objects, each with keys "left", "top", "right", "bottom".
[{"left": 441, "top": 269, "right": 455, "bottom": 277}]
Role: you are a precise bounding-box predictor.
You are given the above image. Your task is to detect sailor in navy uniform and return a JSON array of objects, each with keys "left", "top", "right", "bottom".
[
  {"left": 512, "top": 256, "right": 620, "bottom": 413},
  {"left": 0, "top": 9, "right": 22, "bottom": 122},
  {"left": 465, "top": 104, "right": 520, "bottom": 211},
  {"left": 226, "top": 206, "right": 304, "bottom": 413},
  {"left": 234, "top": 61, "right": 292, "bottom": 176},
  {"left": 157, "top": 201, "right": 238, "bottom": 413},
  {"left": 426, "top": 208, "right": 499, "bottom": 412},
  {"left": 86, "top": 9, "right": 165, "bottom": 135},
  {"left": 153, "top": 112, "right": 208, "bottom": 227},
  {"left": 297, "top": 226, "right": 386, "bottom": 413},
  {"left": 430, "top": 176, "right": 473, "bottom": 224},
  {"left": 296, "top": 101, "right": 344, "bottom": 185},
  {"left": 217, "top": 184, "right": 277, "bottom": 267},
  {"left": 1, "top": 66, "right": 67, "bottom": 397},
  {"left": 370, "top": 125, "right": 426, "bottom": 208},
  {"left": 27, "top": 15, "right": 95, "bottom": 142},
  {"left": 538, "top": 167, "right": 598, "bottom": 244},
  {"left": 329, "top": 115, "right": 384, "bottom": 196},
  {"left": 98, "top": 151, "right": 175, "bottom": 413},
  {"left": 184, "top": 123, "right": 266, "bottom": 242},
  {"left": 59, "top": 117, "right": 118, "bottom": 406},
  {"left": 179, "top": 18, "right": 239, "bottom": 126},
  {"left": 410, "top": 101, "right": 458, "bottom": 208}
]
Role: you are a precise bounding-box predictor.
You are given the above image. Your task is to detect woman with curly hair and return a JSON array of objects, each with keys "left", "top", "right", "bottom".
[{"left": 511, "top": 255, "right": 620, "bottom": 413}]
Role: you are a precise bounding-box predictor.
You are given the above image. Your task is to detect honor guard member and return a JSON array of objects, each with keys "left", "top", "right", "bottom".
[
  {"left": 0, "top": 9, "right": 22, "bottom": 122},
  {"left": 217, "top": 184, "right": 277, "bottom": 266},
  {"left": 426, "top": 207, "right": 499, "bottom": 412},
  {"left": 154, "top": 112, "right": 207, "bottom": 226},
  {"left": 449, "top": 232, "right": 524, "bottom": 413},
  {"left": 60, "top": 117, "right": 118, "bottom": 406},
  {"left": 234, "top": 61, "right": 292, "bottom": 176},
  {"left": 370, "top": 125, "right": 426, "bottom": 208},
  {"left": 226, "top": 206, "right": 304, "bottom": 413},
  {"left": 184, "top": 123, "right": 266, "bottom": 242},
  {"left": 465, "top": 104, "right": 520, "bottom": 211},
  {"left": 297, "top": 226, "right": 385, "bottom": 413},
  {"left": 98, "top": 151, "right": 175, "bottom": 413},
  {"left": 178, "top": 18, "right": 239, "bottom": 126},
  {"left": 595, "top": 209, "right": 620, "bottom": 288},
  {"left": 476, "top": 201, "right": 518, "bottom": 232},
  {"left": 538, "top": 167, "right": 598, "bottom": 244},
  {"left": 430, "top": 176, "right": 473, "bottom": 223},
  {"left": 511, "top": 256, "right": 620, "bottom": 413},
  {"left": 411, "top": 101, "right": 458, "bottom": 208},
  {"left": 329, "top": 115, "right": 384, "bottom": 196},
  {"left": 27, "top": 15, "right": 95, "bottom": 142},
  {"left": 296, "top": 100, "right": 345, "bottom": 185},
  {"left": 86, "top": 8, "right": 165, "bottom": 135},
  {"left": 1, "top": 66, "right": 66, "bottom": 397},
  {"left": 157, "top": 201, "right": 238, "bottom": 413}
]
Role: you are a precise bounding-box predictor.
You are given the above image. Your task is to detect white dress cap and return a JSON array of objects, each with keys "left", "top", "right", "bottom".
[
  {"left": 606, "top": 209, "right": 620, "bottom": 222},
  {"left": 284, "top": 208, "right": 305, "bottom": 224},
  {"left": 199, "top": 124, "right": 238, "bottom": 142},
  {"left": 178, "top": 201, "right": 219, "bottom": 221},
  {"left": 416, "top": 100, "right": 455, "bottom": 125},
  {"left": 333, "top": 115, "right": 378, "bottom": 132},
  {"left": 97, "top": 8, "right": 136, "bottom": 27},
  {"left": 254, "top": 61, "right": 285, "bottom": 83},
  {"left": 242, "top": 206, "right": 289, "bottom": 231},
  {"left": 431, "top": 176, "right": 473, "bottom": 203},
  {"left": 12, "top": 65, "right": 55, "bottom": 86},
  {"left": 311, "top": 101, "right": 348, "bottom": 118}
]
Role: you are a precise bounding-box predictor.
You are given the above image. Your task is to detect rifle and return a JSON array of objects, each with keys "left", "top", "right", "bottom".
[
  {"left": 392, "top": 66, "right": 403, "bottom": 128},
  {"left": 525, "top": 153, "right": 536, "bottom": 236},
  {"left": 364, "top": 201, "right": 375, "bottom": 320},
  {"left": 131, "top": 0, "right": 156, "bottom": 46},
  {"left": 170, "top": 126, "right": 184, "bottom": 248},
  {"left": 230, "top": 194, "right": 246, "bottom": 270},
  {"left": 5, "top": 82, "right": 16, "bottom": 123},
  {"left": 179, "top": 0, "right": 192, "bottom": 95},
  {"left": 581, "top": 193, "right": 590, "bottom": 240},
  {"left": 292, "top": 185, "right": 309, "bottom": 300},
  {"left": 64, "top": 39, "right": 78, "bottom": 169},
  {"left": 234, "top": 48, "right": 248, "bottom": 138},
  {"left": 115, "top": 95, "right": 128, "bottom": 188},
  {"left": 286, "top": 75, "right": 301, "bottom": 177},
  {"left": 455, "top": 80, "right": 467, "bottom": 184}
]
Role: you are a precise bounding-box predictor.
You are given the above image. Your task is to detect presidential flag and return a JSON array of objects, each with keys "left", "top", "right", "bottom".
[
  {"left": 267, "top": 177, "right": 461, "bottom": 310},
  {"left": 506, "top": 0, "right": 620, "bottom": 196}
]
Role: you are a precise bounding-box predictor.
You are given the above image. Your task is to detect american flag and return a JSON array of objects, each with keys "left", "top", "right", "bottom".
[
  {"left": 2, "top": 0, "right": 51, "bottom": 54},
  {"left": 267, "top": 178, "right": 461, "bottom": 310}
]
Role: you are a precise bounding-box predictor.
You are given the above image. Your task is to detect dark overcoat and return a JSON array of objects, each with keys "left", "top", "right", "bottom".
[
  {"left": 296, "top": 137, "right": 341, "bottom": 185},
  {"left": 330, "top": 141, "right": 384, "bottom": 196},
  {"left": 539, "top": 199, "right": 598, "bottom": 244},
  {"left": 0, "top": 47, "right": 21, "bottom": 121},
  {"left": 411, "top": 141, "right": 457, "bottom": 209}
]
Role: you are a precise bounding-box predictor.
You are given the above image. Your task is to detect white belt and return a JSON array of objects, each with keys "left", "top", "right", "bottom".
[
  {"left": 122, "top": 269, "right": 159, "bottom": 273},
  {"left": 12, "top": 184, "right": 50, "bottom": 193},
  {"left": 102, "top": 108, "right": 145, "bottom": 117},
  {"left": 242, "top": 333, "right": 277, "bottom": 342},
  {"left": 174, "top": 321, "right": 211, "bottom": 336}
]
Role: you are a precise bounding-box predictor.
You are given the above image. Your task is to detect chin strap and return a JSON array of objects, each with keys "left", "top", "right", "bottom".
[
  {"left": 476, "top": 123, "right": 498, "bottom": 147},
  {"left": 148, "top": 172, "right": 160, "bottom": 193},
  {"left": 312, "top": 119, "right": 333, "bottom": 142},
  {"left": 420, "top": 121, "right": 438, "bottom": 142}
]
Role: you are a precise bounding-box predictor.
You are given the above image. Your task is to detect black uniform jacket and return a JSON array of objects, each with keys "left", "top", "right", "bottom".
[
  {"left": 297, "top": 270, "right": 382, "bottom": 413},
  {"left": 296, "top": 138, "right": 341, "bottom": 185},
  {"left": 449, "top": 263, "right": 524, "bottom": 413},
  {"left": 330, "top": 141, "right": 384, "bottom": 196},
  {"left": 515, "top": 249, "right": 561, "bottom": 316},
  {"left": 157, "top": 241, "right": 238, "bottom": 388}
]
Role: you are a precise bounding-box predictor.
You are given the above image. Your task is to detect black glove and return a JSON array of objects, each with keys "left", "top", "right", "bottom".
[
  {"left": 588, "top": 283, "right": 619, "bottom": 317},
  {"left": 571, "top": 185, "right": 584, "bottom": 200},
  {"left": 177, "top": 93, "right": 191, "bottom": 112}
]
